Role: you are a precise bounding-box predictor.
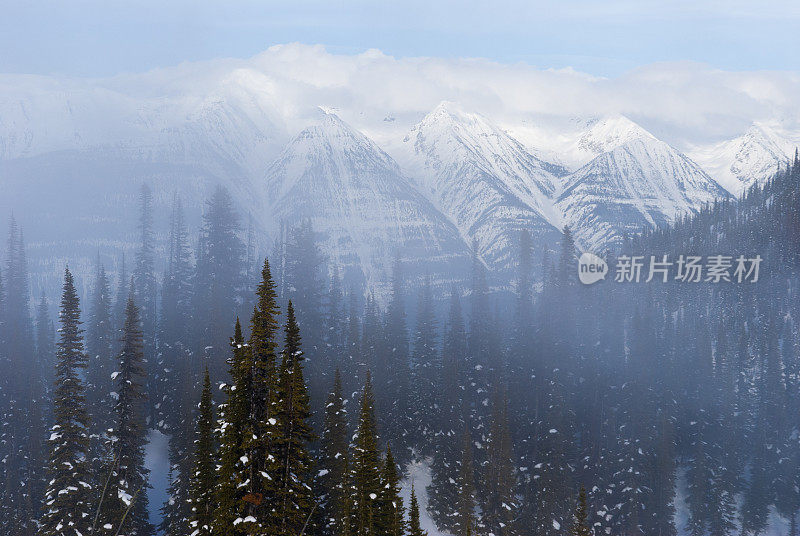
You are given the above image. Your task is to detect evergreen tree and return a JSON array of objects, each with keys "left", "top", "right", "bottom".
[
  {"left": 408, "top": 483, "right": 428, "bottom": 536},
  {"left": 454, "top": 426, "right": 477, "bottom": 536},
  {"left": 187, "top": 368, "right": 216, "bottom": 536},
  {"left": 35, "top": 291, "right": 55, "bottom": 402},
  {"left": 40, "top": 267, "right": 93, "bottom": 536},
  {"left": 283, "top": 220, "right": 325, "bottom": 393},
  {"left": 98, "top": 294, "right": 154, "bottom": 535},
  {"left": 482, "top": 388, "right": 519, "bottom": 536},
  {"left": 193, "top": 186, "right": 246, "bottom": 387},
  {"left": 351, "top": 371, "right": 382, "bottom": 536},
  {"left": 237, "top": 259, "right": 281, "bottom": 534},
  {"left": 427, "top": 288, "right": 467, "bottom": 533},
  {"left": 133, "top": 184, "right": 158, "bottom": 422},
  {"left": 381, "top": 254, "right": 412, "bottom": 460},
  {"left": 2, "top": 218, "right": 44, "bottom": 533},
  {"left": 213, "top": 319, "right": 248, "bottom": 536},
  {"left": 376, "top": 446, "right": 405, "bottom": 536},
  {"left": 569, "top": 486, "right": 591, "bottom": 536},
  {"left": 86, "top": 261, "right": 114, "bottom": 449},
  {"left": 113, "top": 253, "right": 129, "bottom": 347},
  {"left": 274, "top": 301, "right": 316, "bottom": 534},
  {"left": 409, "top": 275, "right": 437, "bottom": 452},
  {"left": 319, "top": 369, "right": 349, "bottom": 535},
  {"left": 160, "top": 195, "right": 196, "bottom": 536}
]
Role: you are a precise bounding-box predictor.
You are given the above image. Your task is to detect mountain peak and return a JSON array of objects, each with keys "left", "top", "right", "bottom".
[{"left": 576, "top": 115, "right": 655, "bottom": 155}]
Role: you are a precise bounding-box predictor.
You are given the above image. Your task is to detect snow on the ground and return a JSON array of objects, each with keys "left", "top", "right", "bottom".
[
  {"left": 675, "top": 465, "right": 789, "bottom": 536},
  {"left": 145, "top": 429, "right": 171, "bottom": 533},
  {"left": 401, "top": 458, "right": 454, "bottom": 536}
]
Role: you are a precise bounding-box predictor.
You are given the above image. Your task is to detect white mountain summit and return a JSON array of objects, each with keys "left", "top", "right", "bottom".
[
  {"left": 397, "top": 102, "right": 566, "bottom": 274},
  {"left": 263, "top": 110, "right": 472, "bottom": 296}
]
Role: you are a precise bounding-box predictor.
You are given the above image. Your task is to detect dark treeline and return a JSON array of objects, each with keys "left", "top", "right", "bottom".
[{"left": 0, "top": 155, "right": 799, "bottom": 536}]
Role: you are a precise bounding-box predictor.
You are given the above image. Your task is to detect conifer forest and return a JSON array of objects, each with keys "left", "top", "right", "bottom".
[{"left": 1, "top": 145, "right": 800, "bottom": 536}]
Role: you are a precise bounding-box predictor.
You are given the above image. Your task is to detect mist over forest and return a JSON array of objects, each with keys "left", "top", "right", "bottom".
[{"left": 1, "top": 146, "right": 798, "bottom": 536}]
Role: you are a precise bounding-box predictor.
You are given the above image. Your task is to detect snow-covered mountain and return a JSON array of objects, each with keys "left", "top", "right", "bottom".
[
  {"left": 557, "top": 137, "right": 730, "bottom": 249},
  {"left": 0, "top": 66, "right": 773, "bottom": 299},
  {"left": 263, "top": 111, "right": 472, "bottom": 296},
  {"left": 397, "top": 102, "right": 565, "bottom": 275},
  {"left": 688, "top": 124, "right": 798, "bottom": 195}
]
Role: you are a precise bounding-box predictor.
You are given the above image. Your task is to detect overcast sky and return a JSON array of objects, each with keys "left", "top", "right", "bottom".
[{"left": 2, "top": 0, "right": 800, "bottom": 77}]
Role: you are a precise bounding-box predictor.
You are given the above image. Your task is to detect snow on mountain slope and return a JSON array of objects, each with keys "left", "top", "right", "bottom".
[
  {"left": 507, "top": 115, "right": 657, "bottom": 171},
  {"left": 398, "top": 102, "right": 564, "bottom": 274},
  {"left": 557, "top": 137, "right": 730, "bottom": 250},
  {"left": 263, "top": 111, "right": 472, "bottom": 298},
  {"left": 688, "top": 124, "right": 798, "bottom": 195}
]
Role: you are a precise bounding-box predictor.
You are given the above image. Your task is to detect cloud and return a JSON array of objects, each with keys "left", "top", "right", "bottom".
[{"left": 1, "top": 43, "right": 799, "bottom": 161}]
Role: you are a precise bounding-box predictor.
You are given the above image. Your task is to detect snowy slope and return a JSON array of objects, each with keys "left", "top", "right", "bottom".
[
  {"left": 507, "top": 115, "right": 657, "bottom": 171},
  {"left": 263, "top": 111, "right": 472, "bottom": 298},
  {"left": 688, "top": 124, "right": 798, "bottom": 195},
  {"left": 397, "top": 102, "right": 564, "bottom": 274},
  {"left": 557, "top": 137, "right": 731, "bottom": 250}
]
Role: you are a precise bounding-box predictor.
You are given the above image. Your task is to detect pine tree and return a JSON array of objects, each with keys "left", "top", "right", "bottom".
[
  {"left": 193, "top": 186, "right": 246, "bottom": 386},
  {"left": 381, "top": 254, "right": 411, "bottom": 460},
  {"left": 213, "top": 319, "right": 248, "bottom": 536},
  {"left": 427, "top": 288, "right": 466, "bottom": 534},
  {"left": 160, "top": 195, "right": 196, "bottom": 536},
  {"left": 86, "top": 261, "right": 115, "bottom": 455},
  {"left": 408, "top": 483, "right": 428, "bottom": 536},
  {"left": 35, "top": 291, "right": 55, "bottom": 400},
  {"left": 454, "top": 426, "right": 477, "bottom": 536},
  {"left": 376, "top": 446, "right": 405, "bottom": 536},
  {"left": 283, "top": 220, "right": 325, "bottom": 415},
  {"left": 319, "top": 369, "right": 349, "bottom": 535},
  {"left": 113, "top": 254, "right": 129, "bottom": 347},
  {"left": 237, "top": 259, "right": 281, "bottom": 534},
  {"left": 187, "top": 368, "right": 216, "bottom": 536},
  {"left": 274, "top": 301, "right": 316, "bottom": 534},
  {"left": 351, "top": 371, "right": 382, "bottom": 536},
  {"left": 40, "top": 267, "right": 93, "bottom": 536},
  {"left": 3, "top": 218, "right": 44, "bottom": 533},
  {"left": 482, "top": 388, "right": 519, "bottom": 536},
  {"left": 133, "top": 184, "right": 158, "bottom": 422},
  {"left": 410, "top": 275, "right": 437, "bottom": 452},
  {"left": 98, "top": 293, "right": 154, "bottom": 535},
  {"left": 569, "top": 486, "right": 591, "bottom": 536}
]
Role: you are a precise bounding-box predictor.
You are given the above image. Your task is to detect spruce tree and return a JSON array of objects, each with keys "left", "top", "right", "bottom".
[
  {"left": 193, "top": 186, "right": 246, "bottom": 385},
  {"left": 98, "top": 294, "right": 154, "bottom": 535},
  {"left": 351, "top": 371, "right": 382, "bottom": 536},
  {"left": 86, "top": 261, "right": 114, "bottom": 453},
  {"left": 213, "top": 319, "right": 249, "bottom": 536},
  {"left": 274, "top": 301, "right": 316, "bottom": 534},
  {"left": 569, "top": 486, "right": 591, "bottom": 536},
  {"left": 160, "top": 195, "right": 196, "bottom": 536},
  {"left": 455, "top": 425, "right": 477, "bottom": 536},
  {"left": 35, "top": 291, "right": 55, "bottom": 400},
  {"left": 382, "top": 255, "right": 411, "bottom": 460},
  {"left": 409, "top": 275, "right": 437, "bottom": 452},
  {"left": 376, "top": 446, "right": 405, "bottom": 536},
  {"left": 113, "top": 254, "right": 129, "bottom": 348},
  {"left": 3, "top": 218, "right": 44, "bottom": 532},
  {"left": 482, "top": 389, "right": 519, "bottom": 536},
  {"left": 238, "top": 259, "right": 281, "bottom": 534},
  {"left": 40, "top": 267, "right": 93, "bottom": 536},
  {"left": 133, "top": 184, "right": 158, "bottom": 422},
  {"left": 187, "top": 368, "right": 216, "bottom": 536},
  {"left": 428, "top": 288, "right": 466, "bottom": 533},
  {"left": 319, "top": 369, "right": 349, "bottom": 535},
  {"left": 408, "top": 483, "right": 428, "bottom": 536}
]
